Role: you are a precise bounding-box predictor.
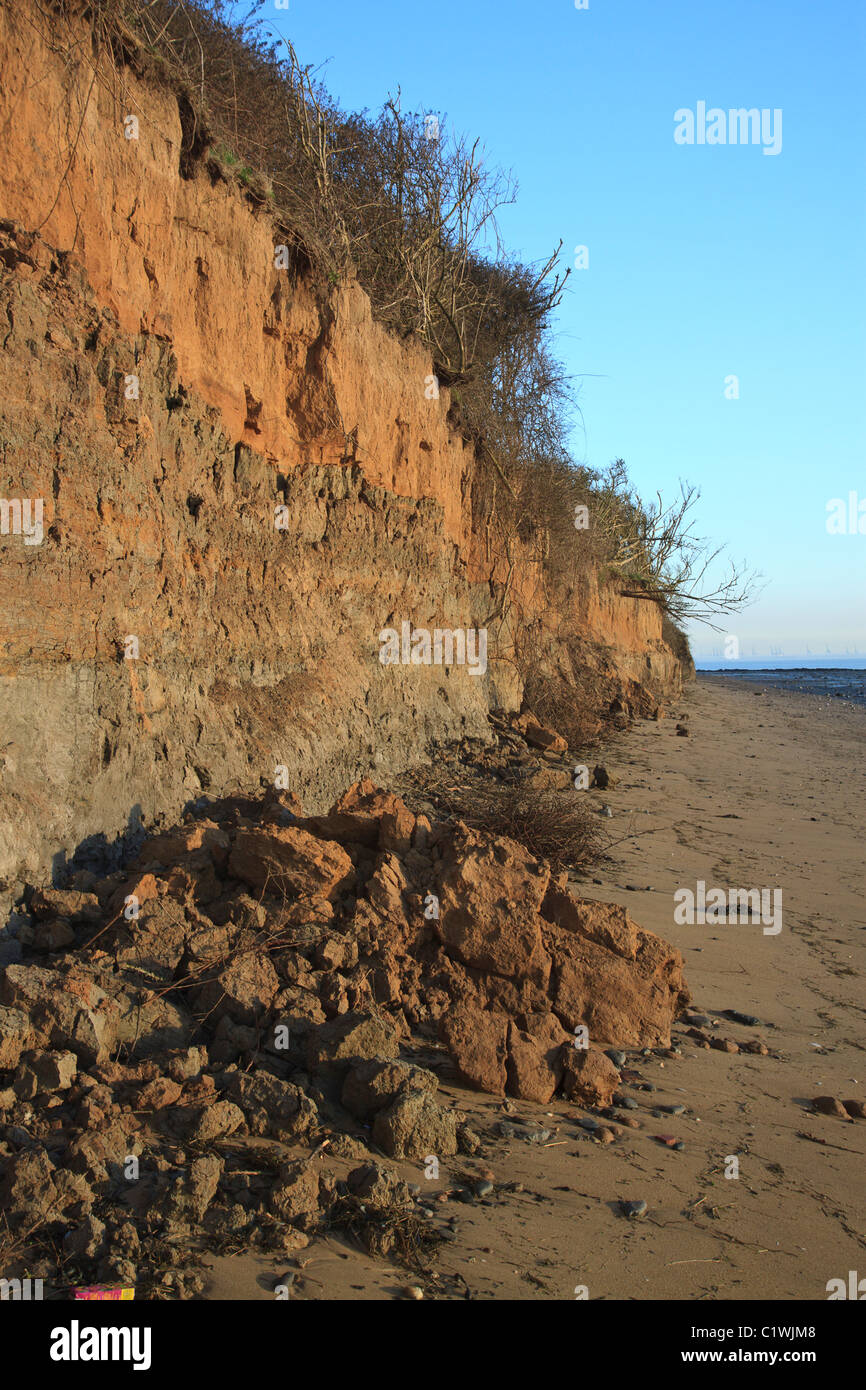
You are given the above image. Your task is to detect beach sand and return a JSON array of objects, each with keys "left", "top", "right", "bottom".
[{"left": 203, "top": 675, "right": 865, "bottom": 1301}]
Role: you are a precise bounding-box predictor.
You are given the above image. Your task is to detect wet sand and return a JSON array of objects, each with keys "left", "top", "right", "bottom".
[{"left": 205, "top": 675, "right": 866, "bottom": 1300}]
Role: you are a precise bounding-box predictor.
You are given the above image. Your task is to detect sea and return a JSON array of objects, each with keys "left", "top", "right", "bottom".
[{"left": 696, "top": 658, "right": 866, "bottom": 707}]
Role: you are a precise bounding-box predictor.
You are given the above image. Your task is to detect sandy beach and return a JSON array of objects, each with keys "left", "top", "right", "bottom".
[{"left": 203, "top": 674, "right": 865, "bottom": 1300}]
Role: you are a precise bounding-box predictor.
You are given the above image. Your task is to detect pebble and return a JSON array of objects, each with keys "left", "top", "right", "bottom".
[
  {"left": 812, "top": 1096, "right": 848, "bottom": 1118},
  {"left": 475, "top": 1179, "right": 494, "bottom": 1198},
  {"left": 621, "top": 1199, "right": 648, "bottom": 1220},
  {"left": 614, "top": 1094, "right": 637, "bottom": 1110},
  {"left": 725, "top": 1010, "right": 761, "bottom": 1026},
  {"left": 662, "top": 1103, "right": 686, "bottom": 1115},
  {"left": 406, "top": 1286, "right": 424, "bottom": 1300},
  {"left": 673, "top": 1142, "right": 685, "bottom": 1152},
  {"left": 527, "top": 1129, "right": 552, "bottom": 1145},
  {"left": 605, "top": 1050, "right": 627, "bottom": 1068},
  {"left": 497, "top": 1119, "right": 548, "bottom": 1142}
]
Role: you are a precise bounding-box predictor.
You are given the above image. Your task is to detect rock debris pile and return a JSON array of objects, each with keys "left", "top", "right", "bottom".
[{"left": 0, "top": 778, "right": 689, "bottom": 1294}]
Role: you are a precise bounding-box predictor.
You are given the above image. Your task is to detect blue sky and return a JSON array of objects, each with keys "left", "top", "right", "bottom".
[{"left": 247, "top": 0, "right": 865, "bottom": 660}]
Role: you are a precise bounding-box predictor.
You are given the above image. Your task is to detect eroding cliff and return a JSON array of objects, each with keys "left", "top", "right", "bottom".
[{"left": 0, "top": 0, "right": 686, "bottom": 904}]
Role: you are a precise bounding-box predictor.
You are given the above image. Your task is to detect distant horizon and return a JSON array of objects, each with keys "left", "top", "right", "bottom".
[{"left": 695, "top": 656, "right": 866, "bottom": 670}]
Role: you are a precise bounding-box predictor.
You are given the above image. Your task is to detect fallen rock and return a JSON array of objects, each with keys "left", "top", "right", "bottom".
[
  {"left": 136, "top": 821, "right": 229, "bottom": 868},
  {"left": 14, "top": 1049, "right": 78, "bottom": 1096},
  {"left": 512, "top": 713, "right": 568, "bottom": 754},
  {"left": 136, "top": 1076, "right": 183, "bottom": 1110},
  {"left": 372, "top": 1087, "right": 458, "bottom": 1159},
  {"left": 0, "top": 1149, "right": 92, "bottom": 1227},
  {"left": 185, "top": 1099, "right": 245, "bottom": 1143},
  {"left": 812, "top": 1096, "right": 849, "bottom": 1119},
  {"left": 167, "top": 1046, "right": 208, "bottom": 1083},
  {"left": 560, "top": 1046, "right": 620, "bottom": 1107},
  {"left": 306, "top": 1011, "right": 400, "bottom": 1075},
  {"left": 229, "top": 826, "right": 354, "bottom": 900},
  {"left": 63, "top": 1214, "right": 106, "bottom": 1261},
  {"left": 0, "top": 963, "right": 119, "bottom": 1065},
  {"left": 194, "top": 951, "right": 280, "bottom": 1027},
  {"left": 346, "top": 1161, "right": 411, "bottom": 1207},
  {"left": 270, "top": 1160, "right": 320, "bottom": 1220},
  {"left": 316, "top": 936, "right": 359, "bottom": 972},
  {"left": 312, "top": 781, "right": 417, "bottom": 856},
  {"left": 165, "top": 1154, "right": 223, "bottom": 1222},
  {"left": 30, "top": 887, "right": 102, "bottom": 924},
  {"left": 439, "top": 1004, "right": 509, "bottom": 1096},
  {"left": 436, "top": 827, "right": 551, "bottom": 985},
  {"left": 542, "top": 886, "right": 688, "bottom": 1048},
  {"left": 110, "top": 899, "right": 188, "bottom": 987},
  {"left": 505, "top": 1014, "right": 570, "bottom": 1103},
  {"left": 22, "top": 917, "right": 76, "bottom": 952},
  {"left": 341, "top": 1058, "right": 437, "bottom": 1121},
  {"left": 0, "top": 1005, "right": 34, "bottom": 1068},
  {"left": 226, "top": 1071, "right": 317, "bottom": 1138}
]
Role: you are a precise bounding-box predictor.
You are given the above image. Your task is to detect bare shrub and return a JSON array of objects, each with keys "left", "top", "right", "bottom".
[{"left": 519, "top": 669, "right": 606, "bottom": 752}]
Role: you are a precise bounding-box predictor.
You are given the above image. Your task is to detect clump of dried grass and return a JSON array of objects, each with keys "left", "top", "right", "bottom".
[
  {"left": 327, "top": 1195, "right": 445, "bottom": 1270},
  {"left": 420, "top": 768, "right": 604, "bottom": 871}
]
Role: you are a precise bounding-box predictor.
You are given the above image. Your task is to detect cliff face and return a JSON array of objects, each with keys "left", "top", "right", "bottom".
[{"left": 0, "top": 0, "right": 686, "bottom": 904}]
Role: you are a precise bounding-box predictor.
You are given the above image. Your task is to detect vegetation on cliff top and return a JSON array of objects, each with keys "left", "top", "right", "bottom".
[{"left": 43, "top": 0, "right": 754, "bottom": 635}]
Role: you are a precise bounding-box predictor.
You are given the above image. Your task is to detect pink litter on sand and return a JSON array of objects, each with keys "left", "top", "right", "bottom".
[{"left": 73, "top": 1287, "right": 135, "bottom": 1301}]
